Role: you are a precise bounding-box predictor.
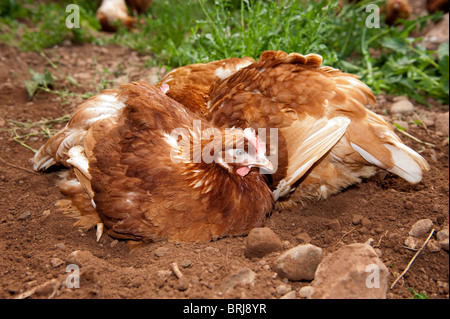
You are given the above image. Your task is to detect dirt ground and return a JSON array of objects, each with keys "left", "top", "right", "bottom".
[{"left": 0, "top": 28, "right": 448, "bottom": 299}]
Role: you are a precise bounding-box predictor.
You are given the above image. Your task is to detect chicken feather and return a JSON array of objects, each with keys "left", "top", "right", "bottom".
[{"left": 157, "top": 50, "right": 429, "bottom": 204}]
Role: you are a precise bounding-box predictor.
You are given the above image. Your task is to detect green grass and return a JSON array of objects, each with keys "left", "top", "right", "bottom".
[{"left": 0, "top": 0, "right": 448, "bottom": 105}]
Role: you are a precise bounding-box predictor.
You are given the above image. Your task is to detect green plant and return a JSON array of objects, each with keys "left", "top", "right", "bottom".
[
  {"left": 24, "top": 68, "right": 55, "bottom": 100},
  {"left": 408, "top": 288, "right": 429, "bottom": 299}
]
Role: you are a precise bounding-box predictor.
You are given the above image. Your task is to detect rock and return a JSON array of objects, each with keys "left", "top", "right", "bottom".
[
  {"left": 361, "top": 218, "right": 372, "bottom": 229},
  {"left": 50, "top": 257, "right": 64, "bottom": 268},
  {"left": 352, "top": 214, "right": 363, "bottom": 225},
  {"left": 437, "top": 228, "right": 449, "bottom": 251},
  {"left": 154, "top": 246, "right": 169, "bottom": 257},
  {"left": 298, "top": 286, "right": 313, "bottom": 298},
  {"left": 409, "top": 219, "right": 434, "bottom": 238},
  {"left": 275, "top": 284, "right": 290, "bottom": 296},
  {"left": 280, "top": 291, "right": 297, "bottom": 299},
  {"left": 156, "top": 270, "right": 172, "bottom": 288},
  {"left": 66, "top": 250, "right": 94, "bottom": 267},
  {"left": 273, "top": 244, "right": 323, "bottom": 281},
  {"left": 435, "top": 112, "right": 449, "bottom": 137},
  {"left": 404, "top": 236, "right": 422, "bottom": 250},
  {"left": 310, "top": 243, "right": 389, "bottom": 299},
  {"left": 426, "top": 239, "right": 441, "bottom": 252},
  {"left": 54, "top": 243, "right": 67, "bottom": 250},
  {"left": 223, "top": 268, "right": 256, "bottom": 292},
  {"left": 404, "top": 200, "right": 414, "bottom": 210},
  {"left": 244, "top": 227, "right": 283, "bottom": 258},
  {"left": 177, "top": 277, "right": 190, "bottom": 291},
  {"left": 295, "top": 232, "right": 311, "bottom": 244},
  {"left": 18, "top": 211, "right": 31, "bottom": 220},
  {"left": 390, "top": 100, "right": 414, "bottom": 114},
  {"left": 180, "top": 259, "right": 192, "bottom": 268},
  {"left": 110, "top": 239, "right": 119, "bottom": 248}
]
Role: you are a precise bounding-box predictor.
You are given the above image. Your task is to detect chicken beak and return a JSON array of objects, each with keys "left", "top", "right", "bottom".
[{"left": 248, "top": 153, "right": 274, "bottom": 173}]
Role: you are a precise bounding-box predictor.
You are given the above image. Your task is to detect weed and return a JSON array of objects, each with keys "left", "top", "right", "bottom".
[{"left": 408, "top": 288, "right": 429, "bottom": 299}]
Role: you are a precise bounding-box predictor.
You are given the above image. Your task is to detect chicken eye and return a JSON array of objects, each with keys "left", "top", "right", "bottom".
[{"left": 234, "top": 149, "right": 246, "bottom": 158}]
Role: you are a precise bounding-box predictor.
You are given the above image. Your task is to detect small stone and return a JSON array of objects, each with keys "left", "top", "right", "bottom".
[
  {"left": 275, "top": 284, "right": 290, "bottom": 296},
  {"left": 409, "top": 219, "right": 433, "bottom": 238},
  {"left": 244, "top": 227, "right": 283, "bottom": 258},
  {"left": 273, "top": 244, "right": 323, "bottom": 281},
  {"left": 222, "top": 268, "right": 257, "bottom": 292},
  {"left": 18, "top": 211, "right": 31, "bottom": 220},
  {"left": 437, "top": 228, "right": 449, "bottom": 251},
  {"left": 298, "top": 286, "right": 313, "bottom": 298},
  {"left": 295, "top": 232, "right": 311, "bottom": 244},
  {"left": 404, "top": 201, "right": 414, "bottom": 210},
  {"left": 390, "top": 100, "right": 414, "bottom": 114},
  {"left": 110, "top": 240, "right": 119, "bottom": 248},
  {"left": 435, "top": 112, "right": 449, "bottom": 136},
  {"left": 50, "top": 257, "right": 64, "bottom": 268},
  {"left": 361, "top": 218, "right": 372, "bottom": 229},
  {"left": 280, "top": 291, "right": 297, "bottom": 299},
  {"left": 177, "top": 277, "right": 190, "bottom": 291},
  {"left": 154, "top": 246, "right": 169, "bottom": 257},
  {"left": 34, "top": 280, "right": 58, "bottom": 296},
  {"left": 180, "top": 259, "right": 192, "bottom": 268},
  {"left": 54, "top": 243, "right": 66, "bottom": 250},
  {"left": 327, "top": 219, "right": 341, "bottom": 231},
  {"left": 66, "top": 250, "right": 94, "bottom": 267},
  {"left": 352, "top": 215, "right": 363, "bottom": 225},
  {"left": 404, "top": 236, "right": 422, "bottom": 250},
  {"left": 426, "top": 239, "right": 441, "bottom": 252}
]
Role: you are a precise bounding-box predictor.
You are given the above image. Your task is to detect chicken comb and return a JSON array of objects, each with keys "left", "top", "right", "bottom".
[{"left": 243, "top": 128, "right": 266, "bottom": 154}]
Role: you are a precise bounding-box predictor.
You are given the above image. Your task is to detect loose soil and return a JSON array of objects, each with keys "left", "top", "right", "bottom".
[{"left": 0, "top": 26, "right": 448, "bottom": 299}]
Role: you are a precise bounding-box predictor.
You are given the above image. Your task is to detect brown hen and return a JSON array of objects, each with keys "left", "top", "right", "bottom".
[
  {"left": 157, "top": 51, "right": 429, "bottom": 205},
  {"left": 33, "top": 82, "right": 274, "bottom": 243},
  {"left": 97, "top": 0, "right": 136, "bottom": 32}
]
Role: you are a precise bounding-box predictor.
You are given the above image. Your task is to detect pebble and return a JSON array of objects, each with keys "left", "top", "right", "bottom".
[
  {"left": 222, "top": 268, "right": 257, "bottom": 292},
  {"left": 361, "top": 218, "right": 372, "bottom": 229},
  {"left": 280, "top": 291, "right": 297, "bottom": 299},
  {"left": 66, "top": 250, "right": 94, "bottom": 267},
  {"left": 18, "top": 211, "right": 31, "bottom": 220},
  {"left": 110, "top": 240, "right": 119, "bottom": 248},
  {"left": 404, "top": 236, "right": 421, "bottom": 250},
  {"left": 50, "top": 257, "right": 64, "bottom": 268},
  {"left": 352, "top": 214, "right": 363, "bottom": 225},
  {"left": 390, "top": 99, "right": 414, "bottom": 114},
  {"left": 426, "top": 239, "right": 441, "bottom": 252},
  {"left": 244, "top": 227, "right": 283, "bottom": 258},
  {"left": 310, "top": 243, "right": 389, "bottom": 299},
  {"left": 435, "top": 112, "right": 449, "bottom": 136},
  {"left": 404, "top": 201, "right": 414, "bottom": 210},
  {"left": 295, "top": 232, "right": 311, "bottom": 244},
  {"left": 177, "top": 277, "right": 190, "bottom": 291},
  {"left": 180, "top": 259, "right": 192, "bottom": 268},
  {"left": 273, "top": 244, "right": 323, "bottom": 281},
  {"left": 437, "top": 228, "right": 449, "bottom": 251},
  {"left": 298, "top": 286, "right": 313, "bottom": 298},
  {"left": 409, "top": 219, "right": 434, "bottom": 238},
  {"left": 275, "top": 284, "right": 290, "bottom": 296},
  {"left": 154, "top": 246, "right": 169, "bottom": 257},
  {"left": 54, "top": 243, "right": 67, "bottom": 250}
]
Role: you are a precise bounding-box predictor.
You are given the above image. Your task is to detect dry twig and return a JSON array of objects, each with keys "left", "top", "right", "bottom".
[
  {"left": 0, "top": 157, "right": 39, "bottom": 175},
  {"left": 390, "top": 229, "right": 435, "bottom": 289},
  {"left": 171, "top": 262, "right": 183, "bottom": 279}
]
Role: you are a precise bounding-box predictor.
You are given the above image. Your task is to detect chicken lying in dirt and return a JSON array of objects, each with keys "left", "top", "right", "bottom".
[
  {"left": 158, "top": 50, "right": 429, "bottom": 207},
  {"left": 97, "top": 0, "right": 136, "bottom": 32},
  {"left": 33, "top": 82, "right": 274, "bottom": 243}
]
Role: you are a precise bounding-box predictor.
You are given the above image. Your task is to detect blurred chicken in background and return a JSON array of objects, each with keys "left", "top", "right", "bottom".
[
  {"left": 427, "top": 0, "right": 449, "bottom": 13},
  {"left": 97, "top": 0, "right": 152, "bottom": 32}
]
